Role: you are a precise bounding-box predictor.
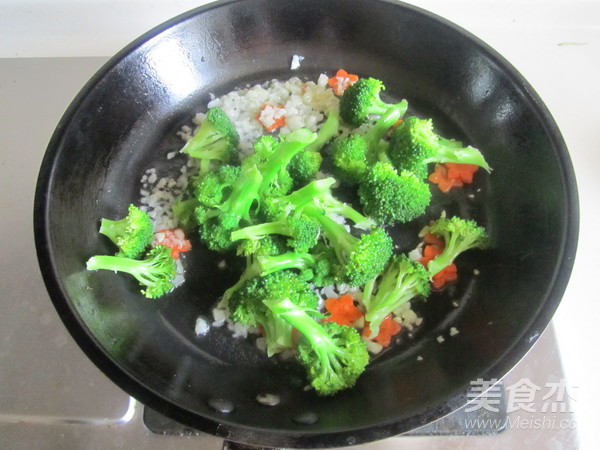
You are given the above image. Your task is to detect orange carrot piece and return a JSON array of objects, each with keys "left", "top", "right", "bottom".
[
  {"left": 429, "top": 163, "right": 479, "bottom": 192},
  {"left": 153, "top": 228, "right": 192, "bottom": 259},
  {"left": 445, "top": 163, "right": 479, "bottom": 184},
  {"left": 431, "top": 263, "right": 458, "bottom": 289},
  {"left": 419, "top": 244, "right": 443, "bottom": 267},
  {"left": 428, "top": 163, "right": 463, "bottom": 192},
  {"left": 363, "top": 315, "right": 402, "bottom": 347},
  {"left": 423, "top": 232, "right": 445, "bottom": 248},
  {"left": 322, "top": 294, "right": 364, "bottom": 326},
  {"left": 327, "top": 69, "right": 359, "bottom": 96}
]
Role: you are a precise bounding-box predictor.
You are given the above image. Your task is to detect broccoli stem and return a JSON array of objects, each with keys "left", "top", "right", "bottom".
[
  {"left": 230, "top": 221, "right": 292, "bottom": 241},
  {"left": 363, "top": 107, "right": 402, "bottom": 161},
  {"left": 427, "top": 140, "right": 492, "bottom": 172},
  {"left": 303, "top": 205, "right": 357, "bottom": 264},
  {"left": 98, "top": 219, "right": 126, "bottom": 243},
  {"left": 363, "top": 273, "right": 416, "bottom": 337},
  {"left": 326, "top": 202, "right": 373, "bottom": 228},
  {"left": 260, "top": 314, "right": 294, "bottom": 356},
  {"left": 263, "top": 297, "right": 329, "bottom": 348},
  {"left": 259, "top": 129, "right": 317, "bottom": 191},
  {"left": 279, "top": 177, "right": 372, "bottom": 227},
  {"left": 361, "top": 277, "right": 377, "bottom": 306},
  {"left": 369, "top": 98, "right": 408, "bottom": 118},
  {"left": 220, "top": 256, "right": 261, "bottom": 307},
  {"left": 87, "top": 255, "right": 166, "bottom": 285},
  {"left": 279, "top": 178, "right": 337, "bottom": 212},
  {"left": 305, "top": 108, "right": 340, "bottom": 153},
  {"left": 257, "top": 253, "right": 316, "bottom": 275},
  {"left": 426, "top": 239, "right": 460, "bottom": 276},
  {"left": 220, "top": 164, "right": 263, "bottom": 222}
]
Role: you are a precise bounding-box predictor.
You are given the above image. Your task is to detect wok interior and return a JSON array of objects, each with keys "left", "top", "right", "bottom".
[{"left": 36, "top": 0, "right": 575, "bottom": 446}]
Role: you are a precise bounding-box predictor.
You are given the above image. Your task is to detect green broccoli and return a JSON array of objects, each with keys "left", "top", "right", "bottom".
[
  {"left": 358, "top": 162, "right": 431, "bottom": 225},
  {"left": 388, "top": 116, "right": 491, "bottom": 179},
  {"left": 339, "top": 77, "right": 408, "bottom": 127},
  {"left": 195, "top": 164, "right": 263, "bottom": 252},
  {"left": 171, "top": 196, "right": 199, "bottom": 232},
  {"left": 229, "top": 270, "right": 319, "bottom": 356},
  {"left": 330, "top": 134, "right": 371, "bottom": 184},
  {"left": 230, "top": 214, "right": 320, "bottom": 253},
  {"left": 180, "top": 107, "right": 240, "bottom": 175},
  {"left": 331, "top": 106, "right": 402, "bottom": 184},
  {"left": 425, "top": 216, "right": 489, "bottom": 276},
  {"left": 361, "top": 254, "right": 431, "bottom": 339},
  {"left": 86, "top": 245, "right": 176, "bottom": 299},
  {"left": 264, "top": 296, "right": 369, "bottom": 396},
  {"left": 287, "top": 150, "right": 323, "bottom": 189},
  {"left": 303, "top": 205, "right": 393, "bottom": 286},
  {"left": 98, "top": 204, "right": 153, "bottom": 258},
  {"left": 265, "top": 177, "right": 374, "bottom": 229},
  {"left": 254, "top": 245, "right": 342, "bottom": 287},
  {"left": 218, "top": 236, "right": 288, "bottom": 308},
  {"left": 193, "top": 164, "right": 241, "bottom": 207},
  {"left": 288, "top": 108, "right": 340, "bottom": 187},
  {"left": 254, "top": 128, "right": 317, "bottom": 198}
]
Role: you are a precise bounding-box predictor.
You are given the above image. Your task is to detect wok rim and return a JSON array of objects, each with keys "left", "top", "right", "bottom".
[{"left": 33, "top": 0, "right": 579, "bottom": 447}]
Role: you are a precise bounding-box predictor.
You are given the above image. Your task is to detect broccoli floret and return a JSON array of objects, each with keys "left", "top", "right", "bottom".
[
  {"left": 254, "top": 245, "right": 342, "bottom": 287},
  {"left": 287, "top": 150, "right": 323, "bottom": 189},
  {"left": 425, "top": 216, "right": 489, "bottom": 276},
  {"left": 180, "top": 107, "right": 240, "bottom": 175},
  {"left": 256, "top": 252, "right": 318, "bottom": 281},
  {"left": 358, "top": 162, "right": 431, "bottom": 225},
  {"left": 288, "top": 108, "right": 340, "bottom": 188},
  {"left": 331, "top": 107, "right": 403, "bottom": 184},
  {"left": 231, "top": 214, "right": 320, "bottom": 253},
  {"left": 361, "top": 254, "right": 431, "bottom": 339},
  {"left": 303, "top": 205, "right": 393, "bottom": 286},
  {"left": 388, "top": 116, "right": 491, "bottom": 179},
  {"left": 195, "top": 164, "right": 263, "bottom": 252},
  {"left": 339, "top": 77, "right": 408, "bottom": 127},
  {"left": 229, "top": 271, "right": 319, "bottom": 356},
  {"left": 330, "top": 134, "right": 370, "bottom": 184},
  {"left": 248, "top": 135, "right": 279, "bottom": 164},
  {"left": 86, "top": 245, "right": 176, "bottom": 299},
  {"left": 264, "top": 296, "right": 369, "bottom": 396},
  {"left": 265, "top": 177, "right": 374, "bottom": 229},
  {"left": 254, "top": 128, "right": 317, "bottom": 198},
  {"left": 219, "top": 236, "right": 288, "bottom": 308},
  {"left": 98, "top": 204, "right": 153, "bottom": 258},
  {"left": 235, "top": 235, "right": 289, "bottom": 258},
  {"left": 193, "top": 164, "right": 241, "bottom": 207}
]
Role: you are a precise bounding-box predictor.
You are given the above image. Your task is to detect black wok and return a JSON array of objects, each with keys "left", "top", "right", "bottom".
[{"left": 34, "top": 0, "right": 578, "bottom": 447}]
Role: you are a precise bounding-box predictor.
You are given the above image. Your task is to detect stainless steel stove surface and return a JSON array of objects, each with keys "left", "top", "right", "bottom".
[{"left": 0, "top": 56, "right": 580, "bottom": 450}]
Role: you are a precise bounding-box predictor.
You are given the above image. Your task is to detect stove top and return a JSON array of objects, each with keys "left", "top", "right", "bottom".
[{"left": 0, "top": 57, "right": 578, "bottom": 449}]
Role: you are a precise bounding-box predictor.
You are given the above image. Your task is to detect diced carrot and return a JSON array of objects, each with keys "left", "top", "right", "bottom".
[
  {"left": 431, "top": 263, "right": 458, "bottom": 289},
  {"left": 422, "top": 232, "right": 445, "bottom": 248},
  {"left": 428, "top": 163, "right": 463, "bottom": 192},
  {"left": 327, "top": 69, "right": 359, "bottom": 96},
  {"left": 362, "top": 315, "right": 402, "bottom": 347},
  {"left": 445, "top": 163, "right": 479, "bottom": 184},
  {"left": 428, "top": 163, "right": 479, "bottom": 193},
  {"left": 257, "top": 104, "right": 286, "bottom": 132},
  {"left": 419, "top": 244, "right": 443, "bottom": 267},
  {"left": 153, "top": 228, "right": 192, "bottom": 259},
  {"left": 322, "top": 294, "right": 364, "bottom": 326}
]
